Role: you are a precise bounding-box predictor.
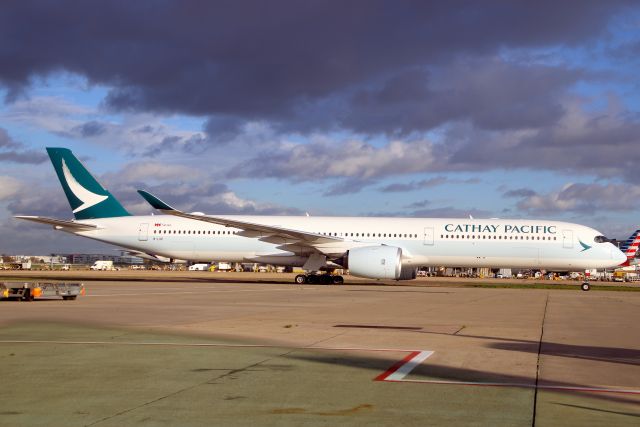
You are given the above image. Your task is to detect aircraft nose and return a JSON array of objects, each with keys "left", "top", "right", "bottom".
[{"left": 613, "top": 247, "right": 627, "bottom": 265}]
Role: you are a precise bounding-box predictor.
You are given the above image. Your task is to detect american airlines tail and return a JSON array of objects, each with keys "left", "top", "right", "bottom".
[
  {"left": 46, "top": 148, "right": 131, "bottom": 219},
  {"left": 619, "top": 229, "right": 640, "bottom": 266}
]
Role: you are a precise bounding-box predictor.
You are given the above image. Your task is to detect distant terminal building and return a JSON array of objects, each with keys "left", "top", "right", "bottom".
[
  {"left": 12, "top": 255, "right": 68, "bottom": 264},
  {"left": 66, "top": 253, "right": 144, "bottom": 265}
]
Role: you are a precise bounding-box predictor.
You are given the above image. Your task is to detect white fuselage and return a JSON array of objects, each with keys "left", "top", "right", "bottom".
[{"left": 67, "top": 215, "right": 626, "bottom": 271}]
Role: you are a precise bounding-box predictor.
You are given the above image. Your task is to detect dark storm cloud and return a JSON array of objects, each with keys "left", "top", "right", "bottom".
[
  {"left": 0, "top": 127, "right": 48, "bottom": 164},
  {"left": 503, "top": 188, "right": 537, "bottom": 198},
  {"left": 0, "top": 128, "right": 20, "bottom": 149},
  {"left": 342, "top": 62, "right": 579, "bottom": 136},
  {"left": 380, "top": 177, "right": 448, "bottom": 193},
  {"left": 0, "top": 0, "right": 633, "bottom": 138},
  {"left": 322, "top": 177, "right": 375, "bottom": 197},
  {"left": 72, "top": 120, "right": 107, "bottom": 137},
  {"left": 405, "top": 199, "right": 430, "bottom": 209},
  {"left": 379, "top": 176, "right": 479, "bottom": 193}
]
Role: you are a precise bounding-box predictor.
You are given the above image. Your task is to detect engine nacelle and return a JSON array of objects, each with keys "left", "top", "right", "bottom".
[
  {"left": 347, "top": 246, "right": 402, "bottom": 279},
  {"left": 399, "top": 265, "right": 418, "bottom": 280}
]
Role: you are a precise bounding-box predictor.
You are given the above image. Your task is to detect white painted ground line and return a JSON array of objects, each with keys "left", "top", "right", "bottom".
[{"left": 385, "top": 351, "right": 434, "bottom": 381}]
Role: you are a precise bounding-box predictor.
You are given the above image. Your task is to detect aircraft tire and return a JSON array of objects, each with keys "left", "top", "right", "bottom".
[
  {"left": 294, "top": 274, "right": 307, "bottom": 284},
  {"left": 306, "top": 274, "right": 318, "bottom": 284},
  {"left": 581, "top": 282, "right": 590, "bottom": 291},
  {"left": 319, "top": 275, "right": 332, "bottom": 285},
  {"left": 332, "top": 276, "right": 344, "bottom": 285}
]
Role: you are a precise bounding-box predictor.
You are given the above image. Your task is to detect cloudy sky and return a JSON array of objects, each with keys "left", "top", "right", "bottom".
[{"left": 1, "top": 1, "right": 640, "bottom": 254}]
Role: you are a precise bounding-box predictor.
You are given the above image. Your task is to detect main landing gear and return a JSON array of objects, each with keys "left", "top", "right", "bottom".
[
  {"left": 294, "top": 274, "right": 344, "bottom": 285},
  {"left": 581, "top": 282, "right": 591, "bottom": 291}
]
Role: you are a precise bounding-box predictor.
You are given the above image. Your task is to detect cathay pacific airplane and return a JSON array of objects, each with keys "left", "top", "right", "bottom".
[{"left": 16, "top": 148, "right": 626, "bottom": 289}]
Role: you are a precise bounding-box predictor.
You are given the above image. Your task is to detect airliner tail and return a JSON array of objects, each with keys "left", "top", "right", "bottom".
[
  {"left": 619, "top": 229, "right": 640, "bottom": 266},
  {"left": 46, "top": 147, "right": 131, "bottom": 219}
]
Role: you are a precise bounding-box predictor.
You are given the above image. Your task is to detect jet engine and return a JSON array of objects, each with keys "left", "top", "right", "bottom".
[{"left": 346, "top": 245, "right": 404, "bottom": 279}]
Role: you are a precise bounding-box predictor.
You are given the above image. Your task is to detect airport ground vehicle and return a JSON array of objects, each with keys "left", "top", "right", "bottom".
[
  {"left": 90, "top": 260, "right": 114, "bottom": 270},
  {"left": 1, "top": 282, "right": 84, "bottom": 301},
  {"left": 188, "top": 263, "right": 210, "bottom": 271}
]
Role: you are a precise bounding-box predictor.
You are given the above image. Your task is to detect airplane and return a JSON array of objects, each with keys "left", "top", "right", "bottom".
[{"left": 16, "top": 147, "right": 627, "bottom": 290}]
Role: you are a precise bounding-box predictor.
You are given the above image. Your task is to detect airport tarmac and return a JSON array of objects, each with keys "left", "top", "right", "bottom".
[{"left": 1, "top": 271, "right": 639, "bottom": 426}]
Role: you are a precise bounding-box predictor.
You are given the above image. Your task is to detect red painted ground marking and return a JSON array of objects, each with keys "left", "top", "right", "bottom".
[{"left": 374, "top": 351, "right": 422, "bottom": 381}]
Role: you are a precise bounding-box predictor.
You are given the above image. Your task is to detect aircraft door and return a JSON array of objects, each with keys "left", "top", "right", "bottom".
[
  {"left": 423, "top": 226, "right": 434, "bottom": 245},
  {"left": 138, "top": 223, "right": 149, "bottom": 241},
  {"left": 562, "top": 229, "right": 573, "bottom": 249}
]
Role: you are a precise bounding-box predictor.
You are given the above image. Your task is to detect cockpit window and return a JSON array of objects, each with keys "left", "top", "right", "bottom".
[{"left": 594, "top": 235, "right": 609, "bottom": 243}]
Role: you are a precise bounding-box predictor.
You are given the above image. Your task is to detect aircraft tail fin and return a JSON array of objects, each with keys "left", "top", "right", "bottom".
[
  {"left": 619, "top": 229, "right": 640, "bottom": 266},
  {"left": 46, "top": 147, "right": 131, "bottom": 219}
]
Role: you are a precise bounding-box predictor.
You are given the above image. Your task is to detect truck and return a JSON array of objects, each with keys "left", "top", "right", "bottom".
[
  {"left": 216, "top": 262, "right": 232, "bottom": 271},
  {"left": 613, "top": 270, "right": 626, "bottom": 282},
  {"left": 90, "top": 260, "right": 114, "bottom": 271},
  {"left": 1, "top": 282, "right": 85, "bottom": 301},
  {"left": 188, "top": 263, "right": 210, "bottom": 271}
]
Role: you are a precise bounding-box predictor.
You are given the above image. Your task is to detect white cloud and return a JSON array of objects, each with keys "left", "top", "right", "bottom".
[
  {"left": 0, "top": 176, "right": 22, "bottom": 200},
  {"left": 1, "top": 96, "right": 206, "bottom": 157},
  {"left": 514, "top": 182, "right": 640, "bottom": 214}
]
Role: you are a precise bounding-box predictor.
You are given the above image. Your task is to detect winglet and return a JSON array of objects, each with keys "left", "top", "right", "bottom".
[{"left": 137, "top": 190, "right": 176, "bottom": 211}]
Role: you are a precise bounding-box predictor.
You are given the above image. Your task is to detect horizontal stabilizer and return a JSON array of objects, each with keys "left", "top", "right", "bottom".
[{"left": 14, "top": 216, "right": 99, "bottom": 231}]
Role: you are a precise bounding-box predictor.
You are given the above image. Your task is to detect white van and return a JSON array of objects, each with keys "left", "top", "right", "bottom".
[
  {"left": 188, "top": 263, "right": 210, "bottom": 271},
  {"left": 90, "top": 260, "right": 114, "bottom": 271}
]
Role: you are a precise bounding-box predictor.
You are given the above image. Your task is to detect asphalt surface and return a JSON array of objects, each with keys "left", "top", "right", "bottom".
[{"left": 1, "top": 271, "right": 639, "bottom": 426}]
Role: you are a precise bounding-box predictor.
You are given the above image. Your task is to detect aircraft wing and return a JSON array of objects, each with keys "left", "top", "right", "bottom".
[
  {"left": 137, "top": 190, "right": 344, "bottom": 255},
  {"left": 14, "top": 215, "right": 99, "bottom": 231}
]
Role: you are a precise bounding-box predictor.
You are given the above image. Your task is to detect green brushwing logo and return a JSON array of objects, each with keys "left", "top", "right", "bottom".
[{"left": 578, "top": 239, "right": 592, "bottom": 252}]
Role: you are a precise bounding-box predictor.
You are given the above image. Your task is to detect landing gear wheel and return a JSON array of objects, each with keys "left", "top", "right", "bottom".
[
  {"left": 294, "top": 274, "right": 307, "bottom": 284},
  {"left": 332, "top": 276, "right": 344, "bottom": 285},
  {"left": 581, "top": 282, "right": 590, "bottom": 291},
  {"left": 319, "top": 275, "right": 332, "bottom": 285}
]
